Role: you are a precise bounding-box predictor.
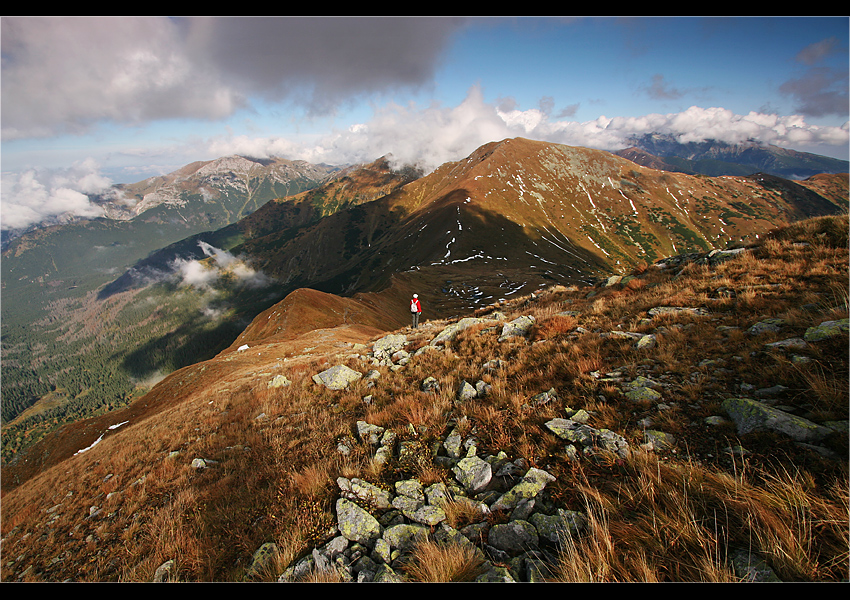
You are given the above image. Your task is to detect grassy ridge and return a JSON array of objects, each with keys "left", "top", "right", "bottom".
[{"left": 1, "top": 215, "right": 845, "bottom": 582}]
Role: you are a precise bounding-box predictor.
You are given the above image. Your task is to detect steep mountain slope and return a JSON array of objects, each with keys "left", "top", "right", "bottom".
[
  {"left": 0, "top": 158, "right": 422, "bottom": 461},
  {"left": 233, "top": 137, "right": 847, "bottom": 315},
  {"left": 0, "top": 156, "right": 345, "bottom": 453},
  {"left": 1, "top": 155, "right": 341, "bottom": 322}
]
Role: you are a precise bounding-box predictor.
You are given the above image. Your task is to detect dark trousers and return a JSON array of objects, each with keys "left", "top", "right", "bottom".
[{"left": 412, "top": 311, "right": 420, "bottom": 328}]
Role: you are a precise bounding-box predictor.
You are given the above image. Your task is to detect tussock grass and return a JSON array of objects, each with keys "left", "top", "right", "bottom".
[
  {"left": 404, "top": 539, "right": 488, "bottom": 582},
  {"left": 2, "top": 216, "right": 847, "bottom": 582}
]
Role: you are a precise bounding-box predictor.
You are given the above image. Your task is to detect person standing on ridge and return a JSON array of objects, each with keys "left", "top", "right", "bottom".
[{"left": 410, "top": 294, "right": 422, "bottom": 328}]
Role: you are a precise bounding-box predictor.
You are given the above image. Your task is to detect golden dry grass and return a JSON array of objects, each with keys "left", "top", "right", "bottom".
[{"left": 2, "top": 215, "right": 847, "bottom": 582}]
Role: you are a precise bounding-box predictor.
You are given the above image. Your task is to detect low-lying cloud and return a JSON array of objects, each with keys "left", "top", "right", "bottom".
[
  {"left": 172, "top": 241, "right": 273, "bottom": 292},
  {"left": 0, "top": 159, "right": 112, "bottom": 230}
]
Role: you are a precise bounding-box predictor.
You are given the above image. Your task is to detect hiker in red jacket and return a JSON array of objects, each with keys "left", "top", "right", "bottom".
[{"left": 410, "top": 294, "right": 422, "bottom": 328}]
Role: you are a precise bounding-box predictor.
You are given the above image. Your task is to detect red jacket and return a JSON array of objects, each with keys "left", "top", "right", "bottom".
[{"left": 410, "top": 298, "right": 421, "bottom": 313}]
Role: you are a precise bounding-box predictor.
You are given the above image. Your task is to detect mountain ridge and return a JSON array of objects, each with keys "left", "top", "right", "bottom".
[
  {"left": 1, "top": 213, "right": 846, "bottom": 582},
  {"left": 616, "top": 133, "right": 849, "bottom": 180},
  {"left": 1, "top": 137, "right": 847, "bottom": 469}
]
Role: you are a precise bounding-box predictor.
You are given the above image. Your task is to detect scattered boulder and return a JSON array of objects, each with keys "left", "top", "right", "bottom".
[
  {"left": 245, "top": 542, "right": 279, "bottom": 580},
  {"left": 748, "top": 318, "right": 785, "bottom": 336},
  {"left": 268, "top": 374, "right": 292, "bottom": 388},
  {"left": 457, "top": 380, "right": 478, "bottom": 402},
  {"left": 313, "top": 365, "right": 363, "bottom": 390},
  {"left": 452, "top": 455, "right": 493, "bottom": 494},
  {"left": 499, "top": 315, "right": 535, "bottom": 341},
  {"left": 722, "top": 397, "right": 834, "bottom": 443},
  {"left": 373, "top": 334, "right": 407, "bottom": 360},
  {"left": 336, "top": 498, "right": 382, "bottom": 544},
  {"left": 430, "top": 317, "right": 488, "bottom": 346},
  {"left": 804, "top": 318, "right": 849, "bottom": 342},
  {"left": 648, "top": 306, "right": 710, "bottom": 318},
  {"left": 420, "top": 376, "right": 440, "bottom": 393}
]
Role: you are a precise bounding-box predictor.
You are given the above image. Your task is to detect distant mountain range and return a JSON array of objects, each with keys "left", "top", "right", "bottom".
[
  {"left": 1, "top": 136, "right": 847, "bottom": 461},
  {"left": 615, "top": 133, "right": 849, "bottom": 180},
  {"left": 1, "top": 155, "right": 342, "bottom": 250}
]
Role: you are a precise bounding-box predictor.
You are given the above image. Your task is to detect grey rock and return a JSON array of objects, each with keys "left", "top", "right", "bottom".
[
  {"left": 336, "top": 498, "right": 383, "bottom": 544},
  {"left": 373, "top": 334, "right": 407, "bottom": 358},
  {"left": 152, "top": 559, "right": 177, "bottom": 582},
  {"left": 499, "top": 315, "right": 535, "bottom": 341},
  {"left": 491, "top": 468, "right": 555, "bottom": 513},
  {"left": 356, "top": 421, "right": 385, "bottom": 445},
  {"left": 530, "top": 510, "right": 586, "bottom": 544},
  {"left": 420, "top": 376, "right": 440, "bottom": 393},
  {"left": 648, "top": 306, "right": 710, "bottom": 318},
  {"left": 643, "top": 430, "right": 676, "bottom": 451},
  {"left": 452, "top": 455, "right": 493, "bottom": 494},
  {"left": 268, "top": 374, "right": 292, "bottom": 388},
  {"left": 338, "top": 477, "right": 394, "bottom": 510},
  {"left": 488, "top": 520, "right": 539, "bottom": 554},
  {"left": 430, "top": 317, "right": 488, "bottom": 346},
  {"left": 722, "top": 397, "right": 833, "bottom": 442},
  {"left": 457, "top": 380, "right": 478, "bottom": 402},
  {"left": 313, "top": 365, "right": 362, "bottom": 390},
  {"left": 804, "top": 318, "right": 849, "bottom": 342},
  {"left": 748, "top": 318, "right": 785, "bottom": 336},
  {"left": 245, "top": 542, "right": 279, "bottom": 580},
  {"left": 382, "top": 523, "right": 430, "bottom": 551}
]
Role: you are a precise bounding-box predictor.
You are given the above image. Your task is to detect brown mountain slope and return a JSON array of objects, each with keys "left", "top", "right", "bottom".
[
  {"left": 232, "top": 137, "right": 846, "bottom": 317},
  {"left": 1, "top": 215, "right": 846, "bottom": 582}
]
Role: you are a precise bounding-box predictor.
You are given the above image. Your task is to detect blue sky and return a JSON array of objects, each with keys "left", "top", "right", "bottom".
[{"left": 2, "top": 16, "right": 848, "bottom": 230}]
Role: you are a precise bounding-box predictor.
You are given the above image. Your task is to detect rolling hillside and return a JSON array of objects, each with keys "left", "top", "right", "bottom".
[
  {"left": 2, "top": 138, "right": 847, "bottom": 467},
  {"left": 1, "top": 214, "right": 846, "bottom": 582}
]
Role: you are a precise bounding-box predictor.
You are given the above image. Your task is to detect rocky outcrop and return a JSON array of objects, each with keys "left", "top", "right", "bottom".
[
  {"left": 275, "top": 408, "right": 607, "bottom": 582},
  {"left": 278, "top": 254, "right": 845, "bottom": 583}
]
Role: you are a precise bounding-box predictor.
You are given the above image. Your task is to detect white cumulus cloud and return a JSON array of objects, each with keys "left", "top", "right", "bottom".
[{"left": 1, "top": 160, "right": 111, "bottom": 230}]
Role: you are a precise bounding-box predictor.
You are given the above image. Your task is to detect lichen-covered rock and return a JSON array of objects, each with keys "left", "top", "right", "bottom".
[
  {"left": 722, "top": 397, "right": 833, "bottom": 442},
  {"left": 491, "top": 467, "right": 555, "bottom": 513},
  {"left": 596, "top": 429, "right": 631, "bottom": 458},
  {"left": 452, "top": 455, "right": 493, "bottom": 494},
  {"left": 373, "top": 334, "right": 407, "bottom": 359},
  {"left": 420, "top": 376, "right": 440, "bottom": 393},
  {"left": 765, "top": 337, "right": 808, "bottom": 351},
  {"left": 336, "top": 498, "right": 382, "bottom": 544},
  {"left": 338, "top": 477, "right": 394, "bottom": 510},
  {"left": 268, "top": 374, "right": 292, "bottom": 388},
  {"left": 648, "top": 306, "right": 710, "bottom": 318},
  {"left": 804, "top": 318, "right": 849, "bottom": 342},
  {"left": 545, "top": 418, "right": 595, "bottom": 446},
  {"left": 430, "top": 317, "right": 488, "bottom": 346},
  {"left": 624, "top": 384, "right": 662, "bottom": 402},
  {"left": 643, "top": 430, "right": 676, "bottom": 451},
  {"left": 635, "top": 334, "right": 658, "bottom": 350},
  {"left": 395, "top": 479, "right": 424, "bottom": 500},
  {"left": 748, "top": 318, "right": 785, "bottom": 336},
  {"left": 313, "top": 365, "right": 362, "bottom": 390},
  {"left": 382, "top": 523, "right": 430, "bottom": 551},
  {"left": 488, "top": 520, "right": 539, "bottom": 554},
  {"left": 457, "top": 380, "right": 478, "bottom": 402},
  {"left": 498, "top": 315, "right": 535, "bottom": 341},
  {"left": 356, "top": 421, "right": 385, "bottom": 445},
  {"left": 530, "top": 509, "right": 587, "bottom": 544},
  {"left": 245, "top": 542, "right": 279, "bottom": 580}
]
